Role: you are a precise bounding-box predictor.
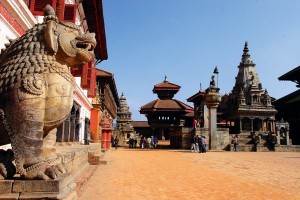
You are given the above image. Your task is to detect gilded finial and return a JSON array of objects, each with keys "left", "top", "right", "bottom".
[{"left": 164, "top": 75, "right": 168, "bottom": 82}]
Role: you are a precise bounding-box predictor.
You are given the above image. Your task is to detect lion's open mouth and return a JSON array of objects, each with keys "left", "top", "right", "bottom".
[{"left": 76, "top": 42, "right": 95, "bottom": 51}]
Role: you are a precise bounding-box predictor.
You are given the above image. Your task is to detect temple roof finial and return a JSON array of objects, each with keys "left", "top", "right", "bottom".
[
  {"left": 243, "top": 41, "right": 249, "bottom": 54},
  {"left": 241, "top": 41, "right": 254, "bottom": 65},
  {"left": 164, "top": 75, "right": 168, "bottom": 82},
  {"left": 120, "top": 92, "right": 126, "bottom": 100}
]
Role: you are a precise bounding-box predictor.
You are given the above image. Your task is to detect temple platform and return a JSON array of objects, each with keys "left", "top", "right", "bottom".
[
  {"left": 0, "top": 143, "right": 103, "bottom": 199},
  {"left": 229, "top": 144, "right": 300, "bottom": 152}
]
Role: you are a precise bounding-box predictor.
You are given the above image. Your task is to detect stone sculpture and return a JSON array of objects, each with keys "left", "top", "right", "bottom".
[{"left": 0, "top": 5, "right": 96, "bottom": 179}]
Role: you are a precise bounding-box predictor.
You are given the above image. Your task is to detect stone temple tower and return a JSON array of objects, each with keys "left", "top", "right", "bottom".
[
  {"left": 117, "top": 92, "right": 132, "bottom": 127},
  {"left": 222, "top": 42, "right": 277, "bottom": 141},
  {"left": 116, "top": 92, "right": 135, "bottom": 145}
]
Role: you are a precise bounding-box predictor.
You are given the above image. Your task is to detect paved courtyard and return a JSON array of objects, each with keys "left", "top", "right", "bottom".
[{"left": 78, "top": 148, "right": 300, "bottom": 200}]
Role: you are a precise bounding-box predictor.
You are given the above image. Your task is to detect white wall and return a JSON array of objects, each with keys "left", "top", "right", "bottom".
[{"left": 0, "top": 15, "right": 20, "bottom": 49}]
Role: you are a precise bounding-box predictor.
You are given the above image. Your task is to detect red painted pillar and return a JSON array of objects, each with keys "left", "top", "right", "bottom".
[
  {"left": 102, "top": 128, "right": 113, "bottom": 150},
  {"left": 101, "top": 130, "right": 107, "bottom": 149},
  {"left": 90, "top": 108, "right": 100, "bottom": 143},
  {"left": 101, "top": 118, "right": 113, "bottom": 150}
]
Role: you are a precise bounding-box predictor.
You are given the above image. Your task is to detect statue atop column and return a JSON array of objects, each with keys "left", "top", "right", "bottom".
[{"left": 210, "top": 75, "right": 216, "bottom": 88}]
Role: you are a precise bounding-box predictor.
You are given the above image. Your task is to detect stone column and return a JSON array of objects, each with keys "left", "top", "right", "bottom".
[
  {"left": 251, "top": 118, "right": 253, "bottom": 132},
  {"left": 204, "top": 87, "right": 221, "bottom": 150},
  {"left": 203, "top": 105, "right": 209, "bottom": 129},
  {"left": 286, "top": 126, "right": 290, "bottom": 145},
  {"left": 239, "top": 118, "right": 242, "bottom": 133},
  {"left": 276, "top": 124, "right": 281, "bottom": 145}
]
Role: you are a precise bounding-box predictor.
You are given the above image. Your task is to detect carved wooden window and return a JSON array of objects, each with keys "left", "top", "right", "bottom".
[
  {"left": 70, "top": 65, "right": 83, "bottom": 77},
  {"left": 29, "top": 0, "right": 57, "bottom": 16},
  {"left": 81, "top": 61, "right": 92, "bottom": 89},
  {"left": 64, "top": 4, "right": 77, "bottom": 23},
  {"left": 87, "top": 67, "right": 97, "bottom": 98}
]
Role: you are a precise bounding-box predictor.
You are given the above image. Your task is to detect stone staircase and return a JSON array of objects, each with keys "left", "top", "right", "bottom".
[{"left": 230, "top": 132, "right": 273, "bottom": 152}]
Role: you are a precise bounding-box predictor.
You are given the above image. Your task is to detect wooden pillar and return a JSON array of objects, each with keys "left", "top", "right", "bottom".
[
  {"left": 56, "top": 124, "right": 64, "bottom": 142},
  {"left": 63, "top": 116, "right": 71, "bottom": 142},
  {"left": 251, "top": 118, "right": 253, "bottom": 132},
  {"left": 70, "top": 115, "right": 76, "bottom": 141}
]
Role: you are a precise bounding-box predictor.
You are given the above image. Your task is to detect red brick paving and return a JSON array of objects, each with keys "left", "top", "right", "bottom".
[{"left": 78, "top": 148, "right": 300, "bottom": 200}]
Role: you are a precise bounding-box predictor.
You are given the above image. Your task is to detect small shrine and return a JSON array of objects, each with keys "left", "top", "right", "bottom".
[
  {"left": 116, "top": 92, "right": 136, "bottom": 146},
  {"left": 140, "top": 76, "right": 194, "bottom": 148}
]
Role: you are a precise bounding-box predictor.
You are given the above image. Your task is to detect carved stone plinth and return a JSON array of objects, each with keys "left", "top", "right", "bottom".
[
  {"left": 204, "top": 87, "right": 221, "bottom": 150},
  {"left": 0, "top": 144, "right": 102, "bottom": 199}
]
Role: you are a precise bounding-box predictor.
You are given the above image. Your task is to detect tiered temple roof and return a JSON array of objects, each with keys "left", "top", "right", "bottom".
[{"left": 140, "top": 76, "right": 193, "bottom": 115}]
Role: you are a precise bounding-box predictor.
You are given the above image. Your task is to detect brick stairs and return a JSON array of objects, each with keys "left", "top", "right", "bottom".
[{"left": 88, "top": 151, "right": 107, "bottom": 165}]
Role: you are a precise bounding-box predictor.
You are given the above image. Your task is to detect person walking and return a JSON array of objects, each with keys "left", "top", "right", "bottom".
[
  {"left": 198, "top": 135, "right": 203, "bottom": 153},
  {"left": 190, "top": 136, "right": 196, "bottom": 152},
  {"left": 195, "top": 135, "right": 199, "bottom": 152},
  {"left": 140, "top": 137, "right": 145, "bottom": 149},
  {"left": 153, "top": 136, "right": 158, "bottom": 148},
  {"left": 233, "top": 135, "right": 238, "bottom": 152},
  {"left": 114, "top": 136, "right": 119, "bottom": 150},
  {"left": 151, "top": 136, "right": 154, "bottom": 149},
  {"left": 202, "top": 136, "right": 207, "bottom": 153},
  {"left": 146, "top": 137, "right": 151, "bottom": 149},
  {"left": 200, "top": 136, "right": 207, "bottom": 153}
]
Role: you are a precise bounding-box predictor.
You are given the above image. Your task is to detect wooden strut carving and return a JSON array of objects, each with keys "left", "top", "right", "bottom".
[{"left": 0, "top": 5, "right": 96, "bottom": 180}]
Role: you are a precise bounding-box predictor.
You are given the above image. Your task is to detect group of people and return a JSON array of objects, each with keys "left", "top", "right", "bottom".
[
  {"left": 190, "top": 135, "right": 207, "bottom": 153},
  {"left": 128, "top": 138, "right": 138, "bottom": 148},
  {"left": 140, "top": 136, "right": 158, "bottom": 149}
]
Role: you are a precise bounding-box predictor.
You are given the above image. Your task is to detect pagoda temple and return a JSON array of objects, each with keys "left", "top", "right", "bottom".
[
  {"left": 140, "top": 76, "right": 194, "bottom": 148},
  {"left": 220, "top": 42, "right": 277, "bottom": 146}
]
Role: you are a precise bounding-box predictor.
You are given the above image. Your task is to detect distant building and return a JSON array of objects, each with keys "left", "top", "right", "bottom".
[
  {"left": 90, "top": 69, "right": 119, "bottom": 150},
  {"left": 275, "top": 66, "right": 300, "bottom": 145},
  {"left": 131, "top": 121, "right": 151, "bottom": 138}
]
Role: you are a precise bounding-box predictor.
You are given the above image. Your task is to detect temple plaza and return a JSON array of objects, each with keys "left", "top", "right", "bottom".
[
  {"left": 1, "top": 1, "right": 300, "bottom": 199},
  {"left": 77, "top": 148, "right": 300, "bottom": 200}
]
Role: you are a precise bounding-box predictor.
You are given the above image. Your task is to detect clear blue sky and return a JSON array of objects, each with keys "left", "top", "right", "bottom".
[{"left": 99, "top": 0, "right": 300, "bottom": 121}]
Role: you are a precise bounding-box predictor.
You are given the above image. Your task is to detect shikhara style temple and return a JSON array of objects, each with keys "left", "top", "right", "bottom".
[
  {"left": 140, "top": 76, "right": 194, "bottom": 147},
  {"left": 220, "top": 42, "right": 277, "bottom": 136}
]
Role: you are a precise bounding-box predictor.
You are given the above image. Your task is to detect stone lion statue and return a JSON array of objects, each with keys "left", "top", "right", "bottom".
[{"left": 0, "top": 5, "right": 96, "bottom": 179}]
